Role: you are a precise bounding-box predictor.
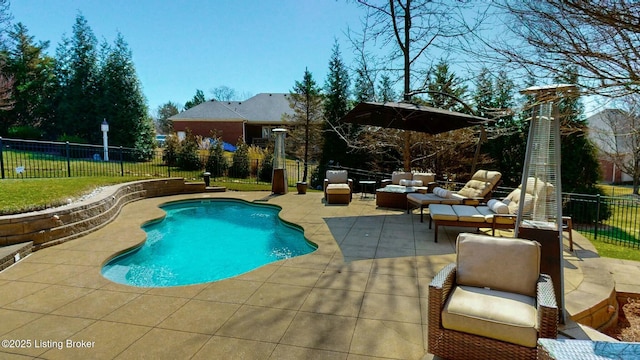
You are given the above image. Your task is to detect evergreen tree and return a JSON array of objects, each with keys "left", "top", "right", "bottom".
[
  {"left": 54, "top": 14, "right": 100, "bottom": 143},
  {"left": 230, "top": 138, "right": 250, "bottom": 178},
  {"left": 176, "top": 129, "right": 202, "bottom": 170},
  {"left": 285, "top": 68, "right": 324, "bottom": 183},
  {"left": 426, "top": 60, "right": 468, "bottom": 113},
  {"left": 258, "top": 147, "right": 273, "bottom": 182},
  {"left": 163, "top": 133, "right": 179, "bottom": 167},
  {"left": 205, "top": 134, "right": 228, "bottom": 177},
  {"left": 422, "top": 60, "right": 474, "bottom": 176},
  {"left": 319, "top": 42, "right": 351, "bottom": 185},
  {"left": 97, "top": 33, "right": 153, "bottom": 158},
  {"left": 353, "top": 64, "right": 375, "bottom": 103},
  {"left": 184, "top": 89, "right": 206, "bottom": 110},
  {"left": 1, "top": 23, "right": 55, "bottom": 137},
  {"left": 156, "top": 102, "right": 179, "bottom": 134},
  {"left": 555, "top": 68, "right": 601, "bottom": 194},
  {"left": 378, "top": 74, "right": 396, "bottom": 102},
  {"left": 473, "top": 68, "right": 523, "bottom": 186}
]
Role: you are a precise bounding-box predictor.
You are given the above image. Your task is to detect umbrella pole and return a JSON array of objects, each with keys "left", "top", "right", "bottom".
[{"left": 471, "top": 125, "right": 486, "bottom": 174}]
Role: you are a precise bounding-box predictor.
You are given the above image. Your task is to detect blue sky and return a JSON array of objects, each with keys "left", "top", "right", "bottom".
[{"left": 11, "top": 0, "right": 365, "bottom": 114}]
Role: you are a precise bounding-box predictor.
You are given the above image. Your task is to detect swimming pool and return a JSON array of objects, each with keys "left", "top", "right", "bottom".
[{"left": 101, "top": 199, "right": 316, "bottom": 287}]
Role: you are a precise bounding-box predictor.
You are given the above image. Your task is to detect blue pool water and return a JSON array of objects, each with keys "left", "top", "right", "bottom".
[{"left": 101, "top": 199, "right": 316, "bottom": 287}]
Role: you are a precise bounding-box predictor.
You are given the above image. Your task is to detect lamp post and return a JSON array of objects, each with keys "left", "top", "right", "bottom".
[{"left": 101, "top": 119, "right": 109, "bottom": 161}]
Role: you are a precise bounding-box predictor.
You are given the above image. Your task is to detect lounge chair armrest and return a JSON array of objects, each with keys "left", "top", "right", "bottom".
[
  {"left": 461, "top": 197, "right": 482, "bottom": 206},
  {"left": 537, "top": 274, "right": 558, "bottom": 339},
  {"left": 348, "top": 179, "right": 354, "bottom": 188},
  {"left": 429, "top": 263, "right": 457, "bottom": 306},
  {"left": 381, "top": 179, "right": 392, "bottom": 187},
  {"left": 428, "top": 263, "right": 456, "bottom": 332},
  {"left": 492, "top": 214, "right": 517, "bottom": 222}
]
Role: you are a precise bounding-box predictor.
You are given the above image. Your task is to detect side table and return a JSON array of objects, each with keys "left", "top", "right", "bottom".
[{"left": 359, "top": 180, "right": 376, "bottom": 199}]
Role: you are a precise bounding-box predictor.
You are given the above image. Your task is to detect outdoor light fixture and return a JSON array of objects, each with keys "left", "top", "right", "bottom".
[{"left": 101, "top": 119, "right": 109, "bottom": 161}]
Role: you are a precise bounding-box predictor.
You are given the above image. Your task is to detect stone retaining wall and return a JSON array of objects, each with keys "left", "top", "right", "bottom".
[{"left": 0, "top": 178, "right": 206, "bottom": 250}]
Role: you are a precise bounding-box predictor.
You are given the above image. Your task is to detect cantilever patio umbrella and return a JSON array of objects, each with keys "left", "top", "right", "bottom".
[
  {"left": 341, "top": 101, "right": 489, "bottom": 134},
  {"left": 341, "top": 101, "right": 491, "bottom": 172}
]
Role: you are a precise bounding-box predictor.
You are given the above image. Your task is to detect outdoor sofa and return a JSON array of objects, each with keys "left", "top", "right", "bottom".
[{"left": 380, "top": 171, "right": 436, "bottom": 192}]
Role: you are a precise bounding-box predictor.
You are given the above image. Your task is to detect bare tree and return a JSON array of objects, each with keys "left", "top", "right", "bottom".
[
  {"left": 210, "top": 85, "right": 237, "bottom": 101},
  {"left": 488, "top": 1, "right": 640, "bottom": 98},
  {"left": 346, "top": 0, "right": 483, "bottom": 170},
  {"left": 589, "top": 99, "right": 640, "bottom": 194}
]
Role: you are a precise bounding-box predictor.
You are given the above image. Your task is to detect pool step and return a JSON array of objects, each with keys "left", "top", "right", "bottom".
[{"left": 205, "top": 186, "right": 226, "bottom": 192}]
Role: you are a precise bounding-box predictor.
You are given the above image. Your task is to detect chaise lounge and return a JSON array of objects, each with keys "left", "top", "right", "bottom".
[
  {"left": 407, "top": 170, "right": 502, "bottom": 222},
  {"left": 427, "top": 177, "right": 554, "bottom": 242}
]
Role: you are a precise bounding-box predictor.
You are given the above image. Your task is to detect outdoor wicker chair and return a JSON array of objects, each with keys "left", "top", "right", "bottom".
[{"left": 428, "top": 233, "right": 558, "bottom": 360}]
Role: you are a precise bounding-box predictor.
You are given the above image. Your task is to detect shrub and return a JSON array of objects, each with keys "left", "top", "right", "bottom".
[
  {"left": 176, "top": 130, "right": 202, "bottom": 170},
  {"left": 258, "top": 150, "right": 273, "bottom": 182},
  {"left": 163, "top": 134, "right": 180, "bottom": 166},
  {"left": 205, "top": 137, "right": 228, "bottom": 177},
  {"left": 8, "top": 126, "right": 43, "bottom": 140},
  {"left": 230, "top": 138, "right": 250, "bottom": 178}
]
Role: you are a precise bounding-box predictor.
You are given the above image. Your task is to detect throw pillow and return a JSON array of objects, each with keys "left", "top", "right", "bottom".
[
  {"left": 487, "top": 199, "right": 509, "bottom": 214},
  {"left": 433, "top": 187, "right": 451, "bottom": 198}
]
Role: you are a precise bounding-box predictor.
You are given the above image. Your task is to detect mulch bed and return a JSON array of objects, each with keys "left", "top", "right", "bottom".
[{"left": 602, "top": 298, "right": 640, "bottom": 342}]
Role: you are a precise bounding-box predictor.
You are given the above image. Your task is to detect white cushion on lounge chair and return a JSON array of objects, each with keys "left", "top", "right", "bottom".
[
  {"left": 488, "top": 199, "right": 509, "bottom": 214},
  {"left": 452, "top": 205, "right": 485, "bottom": 223},
  {"left": 433, "top": 187, "right": 451, "bottom": 198},
  {"left": 429, "top": 204, "right": 458, "bottom": 221}
]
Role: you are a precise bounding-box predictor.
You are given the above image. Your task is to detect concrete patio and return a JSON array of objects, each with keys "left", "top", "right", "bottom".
[{"left": 0, "top": 190, "right": 635, "bottom": 359}]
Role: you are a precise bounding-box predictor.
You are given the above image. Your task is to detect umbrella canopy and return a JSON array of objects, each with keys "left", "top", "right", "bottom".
[{"left": 341, "top": 101, "right": 489, "bottom": 134}]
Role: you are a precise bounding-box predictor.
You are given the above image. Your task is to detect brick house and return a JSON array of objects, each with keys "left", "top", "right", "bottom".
[
  {"left": 587, "top": 109, "right": 634, "bottom": 183},
  {"left": 170, "top": 93, "right": 294, "bottom": 147}
]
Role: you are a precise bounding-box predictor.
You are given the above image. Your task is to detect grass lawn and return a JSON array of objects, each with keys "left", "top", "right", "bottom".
[
  {"left": 0, "top": 177, "right": 319, "bottom": 215},
  {"left": 0, "top": 177, "right": 149, "bottom": 215},
  {"left": 587, "top": 184, "right": 640, "bottom": 261}
]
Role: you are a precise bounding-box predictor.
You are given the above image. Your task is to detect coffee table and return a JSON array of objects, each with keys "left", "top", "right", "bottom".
[{"left": 376, "top": 186, "right": 422, "bottom": 209}]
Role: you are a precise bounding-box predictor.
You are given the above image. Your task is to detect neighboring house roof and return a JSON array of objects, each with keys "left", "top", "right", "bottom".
[{"left": 169, "top": 93, "right": 294, "bottom": 124}]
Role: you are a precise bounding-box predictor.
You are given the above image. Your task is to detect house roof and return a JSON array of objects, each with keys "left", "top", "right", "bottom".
[{"left": 170, "top": 93, "right": 294, "bottom": 124}]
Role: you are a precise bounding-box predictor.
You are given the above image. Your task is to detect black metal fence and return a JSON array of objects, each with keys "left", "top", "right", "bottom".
[
  {"left": 490, "top": 185, "right": 640, "bottom": 248},
  {"left": 0, "top": 137, "right": 307, "bottom": 186},
  {"left": 2, "top": 137, "right": 638, "bottom": 248}
]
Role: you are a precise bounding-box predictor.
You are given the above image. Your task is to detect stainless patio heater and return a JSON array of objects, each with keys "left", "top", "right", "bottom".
[
  {"left": 271, "top": 128, "right": 288, "bottom": 194},
  {"left": 515, "top": 84, "right": 578, "bottom": 324}
]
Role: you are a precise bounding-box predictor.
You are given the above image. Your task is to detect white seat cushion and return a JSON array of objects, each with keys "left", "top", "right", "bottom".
[
  {"left": 451, "top": 205, "right": 485, "bottom": 223},
  {"left": 456, "top": 233, "right": 541, "bottom": 297},
  {"left": 326, "top": 170, "right": 348, "bottom": 183},
  {"left": 442, "top": 285, "right": 538, "bottom": 348},
  {"left": 429, "top": 204, "right": 457, "bottom": 221},
  {"left": 326, "top": 183, "right": 350, "bottom": 195},
  {"left": 407, "top": 193, "right": 461, "bottom": 206}
]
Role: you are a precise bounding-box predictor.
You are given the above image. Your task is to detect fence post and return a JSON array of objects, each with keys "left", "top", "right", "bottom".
[
  {"left": 0, "top": 137, "right": 4, "bottom": 179},
  {"left": 119, "top": 146, "right": 124, "bottom": 176},
  {"left": 595, "top": 194, "right": 600, "bottom": 240},
  {"left": 66, "top": 141, "right": 71, "bottom": 177}
]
